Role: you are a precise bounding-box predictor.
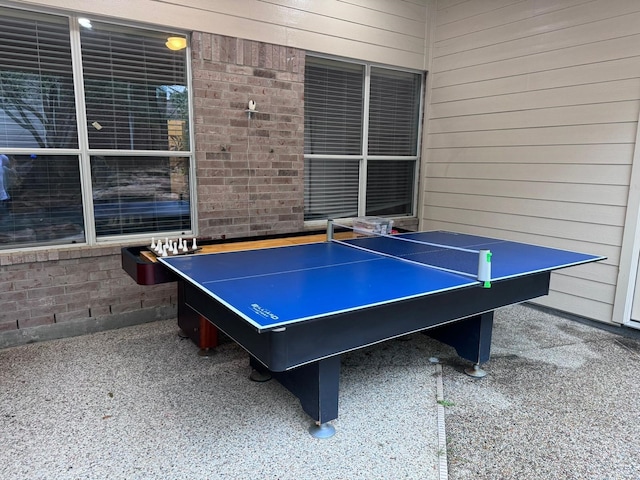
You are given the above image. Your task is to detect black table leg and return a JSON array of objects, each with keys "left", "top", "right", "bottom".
[
  {"left": 250, "top": 355, "right": 341, "bottom": 438},
  {"left": 425, "top": 311, "right": 494, "bottom": 376}
]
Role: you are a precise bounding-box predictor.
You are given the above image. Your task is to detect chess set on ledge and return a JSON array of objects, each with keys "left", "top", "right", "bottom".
[{"left": 148, "top": 237, "right": 200, "bottom": 257}]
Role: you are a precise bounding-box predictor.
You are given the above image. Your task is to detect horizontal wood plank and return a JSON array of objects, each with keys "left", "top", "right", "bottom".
[
  {"left": 552, "top": 263, "right": 618, "bottom": 287},
  {"left": 424, "top": 178, "right": 629, "bottom": 206},
  {"left": 435, "top": 6, "right": 640, "bottom": 69},
  {"left": 428, "top": 102, "right": 640, "bottom": 133},
  {"left": 549, "top": 273, "right": 615, "bottom": 304},
  {"left": 435, "top": 0, "right": 598, "bottom": 42},
  {"left": 337, "top": 0, "right": 428, "bottom": 20},
  {"left": 25, "top": 0, "right": 429, "bottom": 69},
  {"left": 432, "top": 34, "right": 640, "bottom": 86},
  {"left": 424, "top": 192, "right": 626, "bottom": 226},
  {"left": 428, "top": 124, "right": 637, "bottom": 148},
  {"left": 419, "top": 221, "right": 620, "bottom": 269},
  {"left": 431, "top": 57, "right": 640, "bottom": 104},
  {"left": 435, "top": 0, "right": 520, "bottom": 27},
  {"left": 426, "top": 144, "right": 635, "bottom": 165},
  {"left": 170, "top": 0, "right": 426, "bottom": 53},
  {"left": 420, "top": 207, "right": 623, "bottom": 246},
  {"left": 269, "top": 0, "right": 428, "bottom": 37},
  {"left": 425, "top": 162, "right": 630, "bottom": 185},
  {"left": 430, "top": 79, "right": 640, "bottom": 117},
  {"left": 532, "top": 291, "right": 613, "bottom": 324}
]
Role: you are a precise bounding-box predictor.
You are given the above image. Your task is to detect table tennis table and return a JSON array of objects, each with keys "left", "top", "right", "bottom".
[{"left": 157, "top": 225, "right": 603, "bottom": 437}]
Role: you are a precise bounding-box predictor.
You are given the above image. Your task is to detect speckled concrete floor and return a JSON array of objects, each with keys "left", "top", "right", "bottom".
[
  {"left": 436, "top": 304, "right": 640, "bottom": 480},
  {"left": 0, "top": 319, "right": 441, "bottom": 480},
  {"left": 3, "top": 304, "right": 638, "bottom": 480}
]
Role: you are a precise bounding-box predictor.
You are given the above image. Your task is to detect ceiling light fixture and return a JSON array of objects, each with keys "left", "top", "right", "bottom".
[{"left": 166, "top": 36, "right": 187, "bottom": 51}]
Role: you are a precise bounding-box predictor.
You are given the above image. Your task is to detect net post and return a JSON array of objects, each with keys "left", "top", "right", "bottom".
[
  {"left": 326, "top": 219, "right": 335, "bottom": 242},
  {"left": 478, "top": 250, "right": 492, "bottom": 288}
]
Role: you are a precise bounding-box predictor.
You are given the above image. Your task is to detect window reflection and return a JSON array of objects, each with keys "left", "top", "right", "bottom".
[
  {"left": 0, "top": 8, "right": 193, "bottom": 248},
  {"left": 81, "top": 23, "right": 189, "bottom": 152},
  {"left": 91, "top": 156, "right": 190, "bottom": 236},
  {"left": 0, "top": 10, "right": 78, "bottom": 150},
  {"left": 366, "top": 160, "right": 415, "bottom": 216},
  {"left": 0, "top": 154, "right": 85, "bottom": 247}
]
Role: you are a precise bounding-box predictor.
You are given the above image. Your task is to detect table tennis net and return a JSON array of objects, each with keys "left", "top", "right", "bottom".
[{"left": 330, "top": 222, "right": 486, "bottom": 281}]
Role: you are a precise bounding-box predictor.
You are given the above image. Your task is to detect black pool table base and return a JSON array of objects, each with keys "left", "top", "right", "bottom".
[{"left": 247, "top": 311, "right": 495, "bottom": 438}]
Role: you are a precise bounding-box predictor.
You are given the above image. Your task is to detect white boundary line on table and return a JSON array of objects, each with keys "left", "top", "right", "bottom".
[
  {"left": 331, "top": 237, "right": 480, "bottom": 280},
  {"left": 331, "top": 222, "right": 481, "bottom": 254}
]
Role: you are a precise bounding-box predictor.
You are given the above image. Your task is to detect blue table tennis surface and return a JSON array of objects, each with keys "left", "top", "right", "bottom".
[{"left": 159, "top": 231, "right": 603, "bottom": 331}]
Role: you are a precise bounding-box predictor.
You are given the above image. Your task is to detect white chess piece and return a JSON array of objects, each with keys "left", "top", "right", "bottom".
[
  {"left": 151, "top": 237, "right": 156, "bottom": 249},
  {"left": 192, "top": 238, "right": 197, "bottom": 250}
]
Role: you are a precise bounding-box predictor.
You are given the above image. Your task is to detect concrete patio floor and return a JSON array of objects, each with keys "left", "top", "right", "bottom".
[{"left": 1, "top": 303, "right": 638, "bottom": 479}]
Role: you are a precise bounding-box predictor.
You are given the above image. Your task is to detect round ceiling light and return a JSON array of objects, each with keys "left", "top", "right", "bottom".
[{"left": 166, "top": 36, "right": 187, "bottom": 51}]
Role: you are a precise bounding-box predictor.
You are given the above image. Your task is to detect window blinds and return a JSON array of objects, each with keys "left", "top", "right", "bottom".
[
  {"left": 368, "top": 67, "right": 421, "bottom": 156},
  {"left": 304, "top": 158, "right": 359, "bottom": 220},
  {"left": 304, "top": 57, "right": 363, "bottom": 156},
  {"left": 80, "top": 22, "right": 188, "bottom": 151},
  {"left": 303, "top": 56, "right": 422, "bottom": 221},
  {"left": 0, "top": 8, "right": 77, "bottom": 149}
]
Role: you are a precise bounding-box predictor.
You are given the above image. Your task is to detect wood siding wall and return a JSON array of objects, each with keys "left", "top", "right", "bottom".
[
  {"left": 19, "top": 0, "right": 430, "bottom": 70},
  {"left": 424, "top": 0, "right": 640, "bottom": 323}
]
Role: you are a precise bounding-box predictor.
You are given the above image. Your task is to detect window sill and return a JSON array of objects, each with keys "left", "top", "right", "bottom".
[{"left": 0, "top": 240, "right": 144, "bottom": 267}]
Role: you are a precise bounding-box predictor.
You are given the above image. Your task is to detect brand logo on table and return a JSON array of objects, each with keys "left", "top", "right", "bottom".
[{"left": 251, "top": 303, "right": 279, "bottom": 320}]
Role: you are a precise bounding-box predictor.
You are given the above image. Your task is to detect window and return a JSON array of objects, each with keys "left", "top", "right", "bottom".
[
  {"left": 0, "top": 154, "right": 84, "bottom": 245},
  {"left": 304, "top": 56, "right": 422, "bottom": 221},
  {"left": 0, "top": 7, "right": 192, "bottom": 249},
  {"left": 91, "top": 156, "right": 190, "bottom": 236}
]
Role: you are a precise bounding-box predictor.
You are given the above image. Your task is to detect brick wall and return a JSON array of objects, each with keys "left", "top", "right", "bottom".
[
  {"left": 191, "top": 33, "right": 306, "bottom": 239},
  {"left": 0, "top": 246, "right": 176, "bottom": 338}
]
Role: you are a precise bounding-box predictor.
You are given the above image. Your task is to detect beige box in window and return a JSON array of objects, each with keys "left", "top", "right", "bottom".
[{"left": 353, "top": 216, "right": 394, "bottom": 235}]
